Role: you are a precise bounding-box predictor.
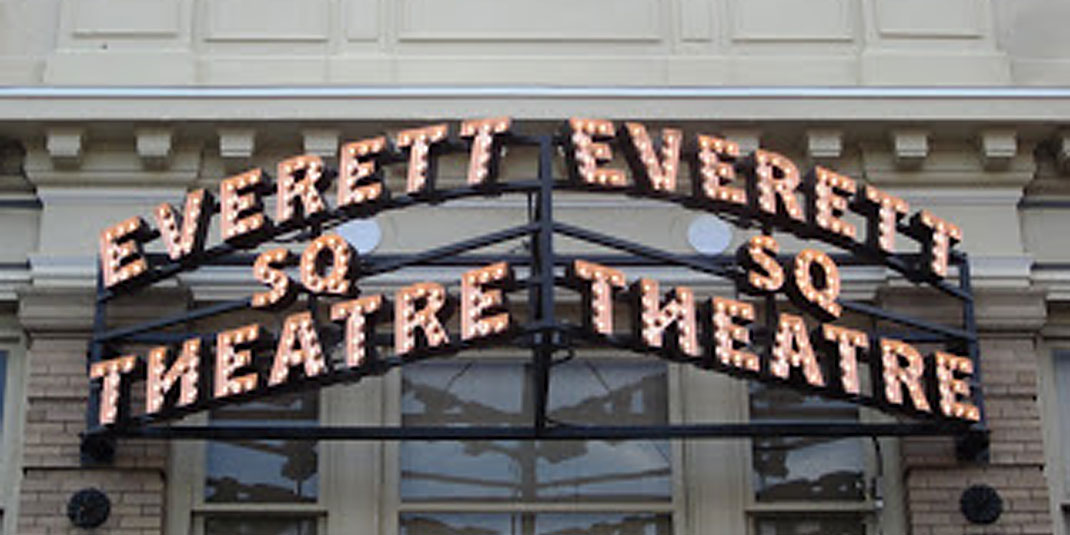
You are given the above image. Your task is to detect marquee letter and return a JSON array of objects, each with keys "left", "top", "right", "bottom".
[
  {"left": 620, "top": 122, "right": 682, "bottom": 193},
  {"left": 789, "top": 249, "right": 842, "bottom": 321},
  {"left": 635, "top": 279, "right": 700, "bottom": 357},
  {"left": 215, "top": 324, "right": 262, "bottom": 398},
  {"left": 711, "top": 297, "right": 758, "bottom": 372},
  {"left": 276, "top": 155, "right": 329, "bottom": 226},
  {"left": 331, "top": 295, "right": 384, "bottom": 368},
  {"left": 154, "top": 189, "right": 214, "bottom": 262},
  {"left": 808, "top": 167, "right": 857, "bottom": 242},
  {"left": 750, "top": 149, "right": 804, "bottom": 222},
  {"left": 564, "top": 118, "right": 627, "bottom": 187},
  {"left": 737, "top": 235, "right": 785, "bottom": 294},
  {"left": 300, "top": 234, "right": 355, "bottom": 295},
  {"left": 396, "top": 124, "right": 448, "bottom": 194},
  {"left": 853, "top": 185, "right": 909, "bottom": 254},
  {"left": 570, "top": 260, "right": 628, "bottom": 335},
  {"left": 771, "top": 313, "right": 824, "bottom": 387},
  {"left": 879, "top": 338, "right": 931, "bottom": 412},
  {"left": 694, "top": 135, "right": 745, "bottom": 205},
  {"left": 461, "top": 262, "right": 513, "bottom": 341},
  {"left": 820, "top": 325, "right": 867, "bottom": 395},
  {"left": 338, "top": 136, "right": 387, "bottom": 211},
  {"left": 935, "top": 351, "right": 980, "bottom": 421},
  {"left": 269, "top": 311, "right": 327, "bottom": 385},
  {"left": 395, "top": 282, "right": 450, "bottom": 356},
  {"left": 146, "top": 339, "right": 201, "bottom": 415},
  {"left": 909, "top": 210, "right": 963, "bottom": 279},
  {"left": 220, "top": 169, "right": 271, "bottom": 245},
  {"left": 460, "top": 117, "right": 512, "bottom": 186},
  {"left": 99, "top": 216, "right": 152, "bottom": 289},
  {"left": 89, "top": 355, "right": 137, "bottom": 425},
  {"left": 252, "top": 248, "right": 297, "bottom": 309}
]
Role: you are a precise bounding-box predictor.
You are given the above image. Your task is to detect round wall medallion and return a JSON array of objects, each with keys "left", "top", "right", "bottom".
[
  {"left": 687, "top": 215, "right": 733, "bottom": 255},
  {"left": 334, "top": 219, "right": 382, "bottom": 255},
  {"left": 67, "top": 487, "right": 111, "bottom": 529},
  {"left": 960, "top": 484, "right": 1003, "bottom": 525}
]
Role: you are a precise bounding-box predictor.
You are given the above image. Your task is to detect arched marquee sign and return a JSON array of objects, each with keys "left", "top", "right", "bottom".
[{"left": 84, "top": 118, "right": 987, "bottom": 460}]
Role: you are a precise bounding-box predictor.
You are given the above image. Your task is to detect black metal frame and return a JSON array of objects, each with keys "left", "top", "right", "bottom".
[{"left": 83, "top": 132, "right": 986, "bottom": 460}]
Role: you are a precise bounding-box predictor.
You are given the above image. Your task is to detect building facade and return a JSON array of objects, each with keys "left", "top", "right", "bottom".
[{"left": 1, "top": 1, "right": 1070, "bottom": 534}]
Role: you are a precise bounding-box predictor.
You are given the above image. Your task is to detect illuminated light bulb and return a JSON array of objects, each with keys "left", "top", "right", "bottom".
[
  {"left": 810, "top": 167, "right": 857, "bottom": 241},
  {"left": 396, "top": 124, "right": 448, "bottom": 194},
  {"left": 338, "top": 136, "right": 387, "bottom": 211},
  {"left": 856, "top": 185, "right": 910, "bottom": 254},
  {"left": 695, "top": 134, "right": 746, "bottom": 205},
  {"left": 395, "top": 282, "right": 451, "bottom": 357},
  {"left": 269, "top": 311, "right": 328, "bottom": 386},
  {"left": 276, "top": 155, "right": 329, "bottom": 225},
  {"left": 711, "top": 297, "right": 758, "bottom": 371},
  {"left": 790, "top": 248, "right": 842, "bottom": 320},
  {"left": 460, "top": 117, "right": 512, "bottom": 186},
  {"left": 98, "top": 216, "right": 151, "bottom": 289},
  {"left": 461, "top": 262, "right": 513, "bottom": 341},
  {"left": 821, "top": 324, "right": 867, "bottom": 395},
  {"left": 145, "top": 339, "right": 202, "bottom": 415},
  {"left": 565, "top": 118, "right": 627, "bottom": 187},
  {"left": 635, "top": 279, "right": 700, "bottom": 357},
  {"left": 89, "top": 355, "right": 138, "bottom": 425},
  {"left": 934, "top": 351, "right": 980, "bottom": 421},
  {"left": 570, "top": 260, "right": 628, "bottom": 335},
  {"left": 910, "top": 209, "right": 964, "bottom": 279},
  {"left": 771, "top": 313, "right": 824, "bottom": 386},
  {"left": 300, "top": 235, "right": 355, "bottom": 296},
  {"left": 252, "top": 248, "right": 296, "bottom": 309},
  {"left": 215, "top": 324, "right": 262, "bottom": 399},
  {"left": 752, "top": 149, "right": 804, "bottom": 222},
  {"left": 621, "top": 122, "right": 681, "bottom": 193},
  {"left": 879, "top": 338, "right": 932, "bottom": 412},
  {"left": 738, "top": 235, "right": 785, "bottom": 293},
  {"left": 220, "top": 168, "right": 268, "bottom": 244}
]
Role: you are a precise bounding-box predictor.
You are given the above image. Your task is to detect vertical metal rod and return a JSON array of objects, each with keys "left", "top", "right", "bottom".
[
  {"left": 532, "top": 135, "right": 556, "bottom": 434},
  {"left": 959, "top": 256, "right": 986, "bottom": 429}
]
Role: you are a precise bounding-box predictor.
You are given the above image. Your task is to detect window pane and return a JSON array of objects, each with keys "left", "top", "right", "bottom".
[
  {"left": 750, "top": 385, "right": 865, "bottom": 502},
  {"left": 204, "top": 516, "right": 317, "bottom": 535},
  {"left": 400, "top": 512, "right": 672, "bottom": 535},
  {"left": 401, "top": 359, "right": 671, "bottom": 501},
  {"left": 1055, "top": 352, "right": 1070, "bottom": 494},
  {"left": 205, "top": 391, "right": 319, "bottom": 503},
  {"left": 754, "top": 514, "right": 865, "bottom": 535}
]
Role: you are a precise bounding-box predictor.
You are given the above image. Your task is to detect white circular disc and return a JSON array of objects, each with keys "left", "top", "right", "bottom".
[
  {"left": 687, "top": 215, "right": 733, "bottom": 255},
  {"left": 334, "top": 219, "right": 382, "bottom": 255}
]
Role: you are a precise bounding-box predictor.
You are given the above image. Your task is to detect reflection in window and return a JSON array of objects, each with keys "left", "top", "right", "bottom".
[
  {"left": 400, "top": 512, "right": 671, "bottom": 535},
  {"left": 754, "top": 514, "right": 865, "bottom": 535},
  {"left": 205, "top": 392, "right": 319, "bottom": 503},
  {"left": 204, "top": 516, "right": 317, "bottom": 535},
  {"left": 750, "top": 385, "right": 865, "bottom": 502},
  {"left": 401, "top": 359, "right": 671, "bottom": 501}
]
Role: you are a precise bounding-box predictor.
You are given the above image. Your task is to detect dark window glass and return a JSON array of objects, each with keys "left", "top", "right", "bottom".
[
  {"left": 205, "top": 391, "right": 319, "bottom": 503},
  {"left": 754, "top": 514, "right": 866, "bottom": 535},
  {"left": 0, "top": 350, "right": 6, "bottom": 435},
  {"left": 750, "top": 385, "right": 865, "bottom": 502},
  {"left": 400, "top": 512, "right": 671, "bottom": 535},
  {"left": 401, "top": 358, "right": 671, "bottom": 501},
  {"left": 204, "top": 516, "right": 317, "bottom": 535}
]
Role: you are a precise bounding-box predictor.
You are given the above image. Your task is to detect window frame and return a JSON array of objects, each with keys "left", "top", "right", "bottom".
[
  {"left": 0, "top": 315, "right": 26, "bottom": 535},
  {"left": 382, "top": 349, "right": 687, "bottom": 535},
  {"left": 1041, "top": 346, "right": 1070, "bottom": 535}
]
